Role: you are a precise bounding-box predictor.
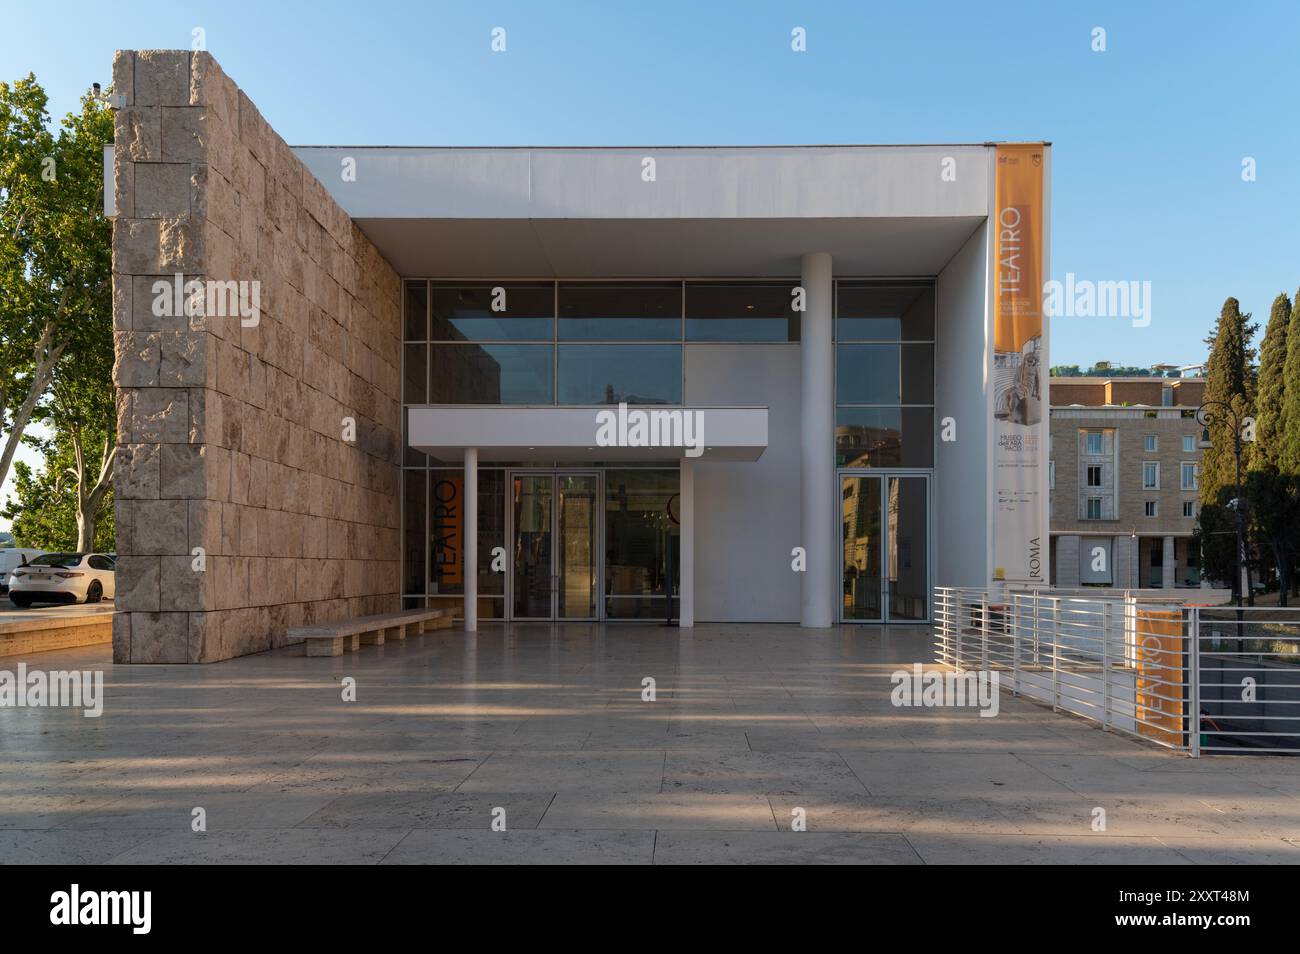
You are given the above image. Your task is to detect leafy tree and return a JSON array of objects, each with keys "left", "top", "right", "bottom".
[
  {"left": 1254, "top": 293, "right": 1292, "bottom": 470},
  {"left": 1199, "top": 298, "right": 1257, "bottom": 504},
  {"left": 0, "top": 424, "right": 114, "bottom": 552},
  {"left": 1282, "top": 286, "right": 1300, "bottom": 475},
  {"left": 1244, "top": 467, "right": 1299, "bottom": 605},
  {"left": 0, "top": 76, "right": 113, "bottom": 504}
]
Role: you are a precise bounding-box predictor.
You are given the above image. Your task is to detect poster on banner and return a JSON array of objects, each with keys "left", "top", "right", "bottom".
[{"left": 991, "top": 143, "right": 1048, "bottom": 587}]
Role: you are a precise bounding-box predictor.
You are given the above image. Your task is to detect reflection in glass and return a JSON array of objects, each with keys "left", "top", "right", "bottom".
[
  {"left": 403, "top": 343, "right": 427, "bottom": 404},
  {"left": 426, "top": 469, "right": 505, "bottom": 598},
  {"left": 841, "top": 476, "right": 882, "bottom": 621},
  {"left": 430, "top": 344, "right": 553, "bottom": 403},
  {"left": 887, "top": 476, "right": 928, "bottom": 620},
  {"left": 558, "top": 344, "right": 682, "bottom": 404},
  {"left": 837, "top": 283, "right": 934, "bottom": 341},
  {"left": 835, "top": 407, "right": 933, "bottom": 467},
  {"left": 836, "top": 344, "right": 933, "bottom": 405},
  {"left": 685, "top": 282, "right": 799, "bottom": 341},
  {"left": 512, "top": 475, "right": 553, "bottom": 618},
  {"left": 404, "top": 281, "right": 428, "bottom": 340},
  {"left": 403, "top": 469, "right": 425, "bottom": 595},
  {"left": 558, "top": 475, "right": 597, "bottom": 618},
  {"left": 605, "top": 469, "right": 679, "bottom": 619},
  {"left": 559, "top": 283, "right": 681, "bottom": 340},
  {"left": 431, "top": 284, "right": 554, "bottom": 341}
]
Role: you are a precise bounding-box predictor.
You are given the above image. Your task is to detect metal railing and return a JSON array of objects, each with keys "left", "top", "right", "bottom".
[{"left": 933, "top": 587, "right": 1300, "bottom": 756}]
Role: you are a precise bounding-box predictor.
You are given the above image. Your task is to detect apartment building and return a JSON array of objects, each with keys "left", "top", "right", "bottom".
[{"left": 1049, "top": 375, "right": 1206, "bottom": 589}]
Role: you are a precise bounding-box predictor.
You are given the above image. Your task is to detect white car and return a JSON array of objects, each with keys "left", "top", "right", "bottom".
[
  {"left": 0, "top": 548, "right": 47, "bottom": 595},
  {"left": 8, "top": 552, "right": 116, "bottom": 607}
]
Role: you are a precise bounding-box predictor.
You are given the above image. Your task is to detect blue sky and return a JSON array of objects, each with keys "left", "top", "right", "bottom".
[{"left": 3, "top": 0, "right": 1298, "bottom": 369}]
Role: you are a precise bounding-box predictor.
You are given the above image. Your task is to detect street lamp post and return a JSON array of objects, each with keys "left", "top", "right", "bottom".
[{"left": 1196, "top": 400, "right": 1249, "bottom": 608}]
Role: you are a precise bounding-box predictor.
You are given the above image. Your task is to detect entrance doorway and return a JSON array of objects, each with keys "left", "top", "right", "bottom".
[
  {"left": 839, "top": 472, "right": 931, "bottom": 622},
  {"left": 509, "top": 471, "right": 600, "bottom": 620}
]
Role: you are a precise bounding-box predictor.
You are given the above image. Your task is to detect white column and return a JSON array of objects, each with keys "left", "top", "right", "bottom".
[
  {"left": 679, "top": 458, "right": 695, "bottom": 628},
  {"left": 463, "top": 447, "right": 477, "bottom": 632},
  {"left": 1162, "top": 535, "right": 1176, "bottom": 589},
  {"left": 801, "top": 251, "right": 834, "bottom": 628}
]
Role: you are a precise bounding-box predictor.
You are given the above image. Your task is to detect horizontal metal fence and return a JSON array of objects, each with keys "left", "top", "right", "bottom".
[{"left": 933, "top": 587, "right": 1300, "bottom": 756}]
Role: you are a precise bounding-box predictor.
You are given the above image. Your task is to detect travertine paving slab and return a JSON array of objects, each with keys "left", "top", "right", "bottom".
[
  {"left": 381, "top": 828, "right": 654, "bottom": 865},
  {"left": 652, "top": 831, "right": 922, "bottom": 865}
]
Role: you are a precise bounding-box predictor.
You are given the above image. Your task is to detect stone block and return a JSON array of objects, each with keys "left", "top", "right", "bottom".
[
  {"left": 158, "top": 214, "right": 203, "bottom": 271},
  {"left": 115, "top": 107, "right": 160, "bottom": 162},
  {"left": 128, "top": 387, "right": 189, "bottom": 443},
  {"left": 134, "top": 162, "right": 192, "bottom": 218},
  {"left": 133, "top": 498, "right": 190, "bottom": 554},
  {"left": 113, "top": 218, "right": 161, "bottom": 274},
  {"left": 112, "top": 330, "right": 161, "bottom": 387},
  {"left": 111, "top": 50, "right": 135, "bottom": 107},
  {"left": 160, "top": 106, "right": 206, "bottom": 162},
  {"left": 116, "top": 556, "right": 161, "bottom": 613},
  {"left": 134, "top": 50, "right": 190, "bottom": 107},
  {"left": 111, "top": 612, "right": 131, "bottom": 662},
  {"left": 159, "top": 329, "right": 210, "bottom": 387},
  {"left": 160, "top": 444, "right": 209, "bottom": 500},
  {"left": 115, "top": 443, "right": 161, "bottom": 500},
  {"left": 128, "top": 612, "right": 190, "bottom": 664},
  {"left": 160, "top": 555, "right": 210, "bottom": 612}
]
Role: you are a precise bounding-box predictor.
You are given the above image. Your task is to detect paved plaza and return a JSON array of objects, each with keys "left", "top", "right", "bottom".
[{"left": 2, "top": 624, "right": 1298, "bottom": 864}]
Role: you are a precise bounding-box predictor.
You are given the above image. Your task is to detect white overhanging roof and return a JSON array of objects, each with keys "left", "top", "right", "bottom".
[
  {"left": 293, "top": 145, "right": 994, "bottom": 276},
  {"left": 408, "top": 405, "right": 768, "bottom": 462}
]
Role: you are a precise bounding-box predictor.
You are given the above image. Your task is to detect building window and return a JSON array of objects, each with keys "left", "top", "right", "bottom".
[
  {"left": 835, "top": 407, "right": 933, "bottom": 468},
  {"left": 557, "top": 344, "right": 682, "bottom": 405},
  {"left": 429, "top": 343, "right": 554, "bottom": 404},
  {"left": 1049, "top": 460, "right": 1055, "bottom": 490},
  {"left": 1145, "top": 500, "right": 1158, "bottom": 517},
  {"left": 836, "top": 283, "right": 935, "bottom": 341},
  {"left": 558, "top": 282, "right": 681, "bottom": 341},
  {"left": 1183, "top": 501, "right": 1195, "bottom": 518},
  {"left": 1085, "top": 431, "right": 1103, "bottom": 455},
  {"left": 1086, "top": 498, "right": 1103, "bottom": 520},
  {"left": 834, "top": 282, "right": 935, "bottom": 468},
  {"left": 685, "top": 282, "right": 799, "bottom": 341},
  {"left": 430, "top": 283, "right": 554, "bottom": 341},
  {"left": 1181, "top": 462, "right": 1199, "bottom": 491},
  {"left": 1086, "top": 465, "right": 1102, "bottom": 487},
  {"left": 1144, "top": 435, "right": 1158, "bottom": 452},
  {"left": 1143, "top": 461, "right": 1160, "bottom": 489},
  {"left": 1183, "top": 434, "right": 1195, "bottom": 453}
]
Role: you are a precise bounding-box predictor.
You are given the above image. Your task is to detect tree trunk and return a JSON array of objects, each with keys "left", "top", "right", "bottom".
[
  {"left": 69, "top": 427, "right": 116, "bottom": 553},
  {"left": 0, "top": 313, "right": 66, "bottom": 495}
]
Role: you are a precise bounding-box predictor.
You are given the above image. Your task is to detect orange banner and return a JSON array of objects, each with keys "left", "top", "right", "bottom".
[
  {"left": 993, "top": 143, "right": 1045, "bottom": 354},
  {"left": 990, "top": 143, "right": 1047, "bottom": 586},
  {"left": 1135, "top": 609, "right": 1185, "bottom": 747}
]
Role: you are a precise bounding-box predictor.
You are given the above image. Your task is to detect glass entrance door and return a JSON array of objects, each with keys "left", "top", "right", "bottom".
[
  {"left": 840, "top": 473, "right": 930, "bottom": 622},
  {"left": 509, "top": 471, "right": 599, "bottom": 620}
]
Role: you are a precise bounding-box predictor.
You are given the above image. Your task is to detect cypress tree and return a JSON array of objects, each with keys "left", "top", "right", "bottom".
[
  {"left": 1254, "top": 292, "right": 1292, "bottom": 470},
  {"left": 1199, "top": 297, "right": 1257, "bottom": 503},
  {"left": 1281, "top": 287, "right": 1300, "bottom": 475}
]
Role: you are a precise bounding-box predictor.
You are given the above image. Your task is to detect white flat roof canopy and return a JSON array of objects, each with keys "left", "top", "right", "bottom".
[
  {"left": 408, "top": 405, "right": 768, "bottom": 462},
  {"left": 294, "top": 145, "right": 992, "bottom": 277}
]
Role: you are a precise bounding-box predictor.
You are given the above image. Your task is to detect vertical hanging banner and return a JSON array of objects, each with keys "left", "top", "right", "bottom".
[{"left": 991, "top": 142, "right": 1047, "bottom": 586}]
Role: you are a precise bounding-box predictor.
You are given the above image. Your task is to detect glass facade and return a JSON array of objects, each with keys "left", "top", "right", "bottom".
[
  {"left": 402, "top": 278, "right": 935, "bottom": 622},
  {"left": 834, "top": 282, "right": 935, "bottom": 469}
]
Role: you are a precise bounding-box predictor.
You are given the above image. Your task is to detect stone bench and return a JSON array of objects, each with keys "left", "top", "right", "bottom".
[{"left": 289, "top": 608, "right": 454, "bottom": 657}]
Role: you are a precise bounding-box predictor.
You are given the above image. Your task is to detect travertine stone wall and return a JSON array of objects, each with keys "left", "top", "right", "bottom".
[{"left": 111, "top": 51, "right": 401, "bottom": 662}]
